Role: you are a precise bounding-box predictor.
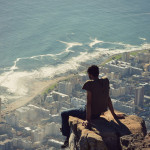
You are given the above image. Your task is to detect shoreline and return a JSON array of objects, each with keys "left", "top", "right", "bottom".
[
  {"left": 1, "top": 48, "right": 150, "bottom": 115},
  {"left": 1, "top": 74, "right": 75, "bottom": 115}
]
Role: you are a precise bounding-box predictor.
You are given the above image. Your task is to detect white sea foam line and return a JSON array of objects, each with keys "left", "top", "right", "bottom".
[
  {"left": 9, "top": 41, "right": 83, "bottom": 72},
  {"left": 58, "top": 40, "right": 83, "bottom": 52},
  {"left": 139, "top": 37, "right": 147, "bottom": 41},
  {"left": 10, "top": 54, "right": 55, "bottom": 71},
  {"left": 89, "top": 38, "right": 138, "bottom": 49},
  {"left": 89, "top": 38, "right": 104, "bottom": 48},
  {"left": 0, "top": 41, "right": 150, "bottom": 96}
]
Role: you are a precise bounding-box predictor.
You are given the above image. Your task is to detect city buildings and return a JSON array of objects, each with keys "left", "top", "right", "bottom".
[
  {"left": 58, "top": 81, "right": 73, "bottom": 96},
  {"left": 122, "top": 52, "right": 130, "bottom": 62},
  {"left": 1, "top": 50, "right": 150, "bottom": 149},
  {"left": 134, "top": 87, "right": 144, "bottom": 107}
]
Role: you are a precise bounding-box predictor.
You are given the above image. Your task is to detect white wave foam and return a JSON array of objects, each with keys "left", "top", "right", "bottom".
[
  {"left": 88, "top": 38, "right": 138, "bottom": 49},
  {"left": 0, "top": 70, "right": 34, "bottom": 95},
  {"left": 8, "top": 41, "right": 83, "bottom": 73},
  {"left": 9, "top": 53, "right": 56, "bottom": 72},
  {"left": 59, "top": 41, "right": 83, "bottom": 52},
  {"left": 89, "top": 38, "right": 104, "bottom": 48},
  {"left": 139, "top": 37, "right": 147, "bottom": 41}
]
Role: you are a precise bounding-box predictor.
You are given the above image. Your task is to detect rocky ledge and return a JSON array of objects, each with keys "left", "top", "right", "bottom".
[{"left": 68, "top": 110, "right": 149, "bottom": 150}]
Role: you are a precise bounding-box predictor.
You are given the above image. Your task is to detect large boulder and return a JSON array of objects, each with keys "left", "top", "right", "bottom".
[
  {"left": 68, "top": 110, "right": 147, "bottom": 150},
  {"left": 120, "top": 133, "right": 150, "bottom": 150}
]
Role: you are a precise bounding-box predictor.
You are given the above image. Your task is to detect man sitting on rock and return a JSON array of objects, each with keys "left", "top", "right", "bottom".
[{"left": 60, "top": 65, "right": 123, "bottom": 148}]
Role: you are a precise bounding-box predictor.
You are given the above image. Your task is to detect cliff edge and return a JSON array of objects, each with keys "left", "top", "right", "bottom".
[{"left": 68, "top": 110, "right": 148, "bottom": 150}]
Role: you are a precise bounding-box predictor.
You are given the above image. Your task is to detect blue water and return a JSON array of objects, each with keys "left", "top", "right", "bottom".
[{"left": 0, "top": 0, "right": 150, "bottom": 95}]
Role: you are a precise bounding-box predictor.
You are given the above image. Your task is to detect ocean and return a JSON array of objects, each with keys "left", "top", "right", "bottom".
[{"left": 0, "top": 0, "right": 150, "bottom": 99}]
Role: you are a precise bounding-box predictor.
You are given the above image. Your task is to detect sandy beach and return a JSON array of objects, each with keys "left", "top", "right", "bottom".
[{"left": 1, "top": 74, "right": 75, "bottom": 116}]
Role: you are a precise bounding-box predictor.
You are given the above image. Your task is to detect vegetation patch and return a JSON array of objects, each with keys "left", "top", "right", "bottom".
[
  {"left": 101, "top": 49, "right": 150, "bottom": 66},
  {"left": 101, "top": 53, "right": 122, "bottom": 66},
  {"left": 130, "top": 49, "right": 149, "bottom": 56},
  {"left": 42, "top": 83, "right": 57, "bottom": 96}
]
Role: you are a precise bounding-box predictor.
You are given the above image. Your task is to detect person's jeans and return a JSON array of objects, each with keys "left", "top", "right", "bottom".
[{"left": 61, "top": 104, "right": 101, "bottom": 138}]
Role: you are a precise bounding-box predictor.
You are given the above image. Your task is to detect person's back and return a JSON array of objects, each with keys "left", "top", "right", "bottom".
[
  {"left": 82, "top": 76, "right": 110, "bottom": 115},
  {"left": 60, "top": 65, "right": 124, "bottom": 149}
]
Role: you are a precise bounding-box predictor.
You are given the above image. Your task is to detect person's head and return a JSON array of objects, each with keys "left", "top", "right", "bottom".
[{"left": 87, "top": 65, "right": 99, "bottom": 80}]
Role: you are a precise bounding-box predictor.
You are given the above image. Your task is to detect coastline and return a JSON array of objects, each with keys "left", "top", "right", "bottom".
[
  {"left": 1, "top": 74, "right": 75, "bottom": 115},
  {"left": 1, "top": 48, "right": 150, "bottom": 115}
]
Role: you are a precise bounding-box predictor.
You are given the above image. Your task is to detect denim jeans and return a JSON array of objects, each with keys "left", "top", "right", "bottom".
[{"left": 61, "top": 104, "right": 101, "bottom": 138}]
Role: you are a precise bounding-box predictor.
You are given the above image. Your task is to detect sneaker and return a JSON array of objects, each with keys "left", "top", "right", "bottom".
[{"left": 61, "top": 137, "right": 69, "bottom": 149}]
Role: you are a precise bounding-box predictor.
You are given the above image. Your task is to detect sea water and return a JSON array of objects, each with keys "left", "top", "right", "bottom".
[{"left": 0, "top": 0, "right": 150, "bottom": 98}]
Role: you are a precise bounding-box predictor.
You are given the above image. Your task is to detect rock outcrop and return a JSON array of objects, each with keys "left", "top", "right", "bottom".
[
  {"left": 68, "top": 110, "right": 147, "bottom": 150},
  {"left": 120, "top": 133, "right": 150, "bottom": 150}
]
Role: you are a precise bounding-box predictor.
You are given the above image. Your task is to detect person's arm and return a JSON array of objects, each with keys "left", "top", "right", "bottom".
[
  {"left": 86, "top": 90, "right": 92, "bottom": 122},
  {"left": 108, "top": 96, "right": 117, "bottom": 118},
  {"left": 82, "top": 81, "right": 93, "bottom": 127},
  {"left": 108, "top": 96, "right": 125, "bottom": 119}
]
